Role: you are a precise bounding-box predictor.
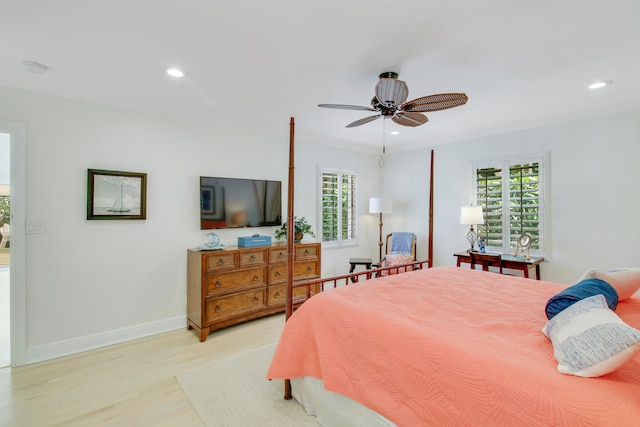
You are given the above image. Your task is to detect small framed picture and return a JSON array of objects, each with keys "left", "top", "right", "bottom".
[{"left": 87, "top": 169, "right": 147, "bottom": 220}]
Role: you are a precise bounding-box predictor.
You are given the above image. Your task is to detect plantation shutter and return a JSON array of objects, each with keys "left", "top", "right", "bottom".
[
  {"left": 341, "top": 173, "right": 357, "bottom": 240},
  {"left": 321, "top": 170, "right": 357, "bottom": 243},
  {"left": 476, "top": 167, "right": 503, "bottom": 247},
  {"left": 321, "top": 172, "right": 339, "bottom": 241},
  {"left": 475, "top": 157, "right": 544, "bottom": 255},
  {"left": 509, "top": 163, "right": 540, "bottom": 250}
]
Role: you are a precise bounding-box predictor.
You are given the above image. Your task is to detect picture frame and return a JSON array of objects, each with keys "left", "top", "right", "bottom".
[
  {"left": 513, "top": 233, "right": 532, "bottom": 259},
  {"left": 87, "top": 169, "right": 147, "bottom": 220}
]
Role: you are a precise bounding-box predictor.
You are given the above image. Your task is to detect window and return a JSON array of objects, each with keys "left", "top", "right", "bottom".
[
  {"left": 474, "top": 156, "right": 545, "bottom": 255},
  {"left": 319, "top": 168, "right": 357, "bottom": 245}
]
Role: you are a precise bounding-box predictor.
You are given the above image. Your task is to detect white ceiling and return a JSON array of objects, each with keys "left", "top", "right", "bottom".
[{"left": 2, "top": 0, "right": 640, "bottom": 152}]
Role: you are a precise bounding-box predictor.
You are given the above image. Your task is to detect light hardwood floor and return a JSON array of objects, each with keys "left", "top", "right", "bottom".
[{"left": 0, "top": 313, "right": 286, "bottom": 426}]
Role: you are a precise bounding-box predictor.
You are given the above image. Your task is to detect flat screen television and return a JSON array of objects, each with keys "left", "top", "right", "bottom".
[{"left": 200, "top": 176, "right": 282, "bottom": 230}]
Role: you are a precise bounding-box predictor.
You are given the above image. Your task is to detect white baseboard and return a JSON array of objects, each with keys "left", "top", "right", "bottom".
[{"left": 25, "top": 315, "right": 186, "bottom": 365}]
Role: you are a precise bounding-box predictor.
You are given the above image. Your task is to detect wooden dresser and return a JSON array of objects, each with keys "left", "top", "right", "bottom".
[{"left": 187, "top": 242, "right": 321, "bottom": 342}]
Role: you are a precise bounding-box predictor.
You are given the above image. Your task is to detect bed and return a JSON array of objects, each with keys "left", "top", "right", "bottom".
[
  {"left": 268, "top": 266, "right": 640, "bottom": 426},
  {"left": 270, "top": 118, "right": 640, "bottom": 425}
]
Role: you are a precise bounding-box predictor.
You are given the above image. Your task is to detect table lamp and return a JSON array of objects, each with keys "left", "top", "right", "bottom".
[{"left": 460, "top": 205, "right": 484, "bottom": 252}]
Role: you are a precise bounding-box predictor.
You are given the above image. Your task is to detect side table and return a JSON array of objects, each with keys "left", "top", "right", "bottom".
[{"left": 349, "top": 257, "right": 373, "bottom": 283}]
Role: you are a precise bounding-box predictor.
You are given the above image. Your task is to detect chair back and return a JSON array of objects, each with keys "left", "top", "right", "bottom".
[
  {"left": 385, "top": 232, "right": 417, "bottom": 259},
  {"left": 469, "top": 252, "right": 502, "bottom": 273}
]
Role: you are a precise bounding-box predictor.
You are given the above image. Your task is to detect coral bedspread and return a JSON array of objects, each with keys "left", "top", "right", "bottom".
[{"left": 267, "top": 266, "right": 640, "bottom": 426}]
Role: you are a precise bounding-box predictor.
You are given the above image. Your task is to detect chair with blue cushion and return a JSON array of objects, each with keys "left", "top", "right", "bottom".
[{"left": 373, "top": 232, "right": 417, "bottom": 268}]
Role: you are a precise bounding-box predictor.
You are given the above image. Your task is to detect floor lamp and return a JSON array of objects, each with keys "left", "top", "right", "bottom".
[{"left": 369, "top": 197, "right": 392, "bottom": 262}]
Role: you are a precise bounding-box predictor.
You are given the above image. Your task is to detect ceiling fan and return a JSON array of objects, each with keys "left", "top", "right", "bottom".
[{"left": 318, "top": 72, "right": 468, "bottom": 128}]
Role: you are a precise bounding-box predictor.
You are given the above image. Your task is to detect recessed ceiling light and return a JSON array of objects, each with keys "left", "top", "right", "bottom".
[
  {"left": 390, "top": 131, "right": 400, "bottom": 135},
  {"left": 588, "top": 80, "right": 612, "bottom": 89},
  {"left": 166, "top": 68, "right": 184, "bottom": 78}
]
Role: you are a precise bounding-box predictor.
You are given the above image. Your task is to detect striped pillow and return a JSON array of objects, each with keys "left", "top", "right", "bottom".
[{"left": 542, "top": 294, "right": 640, "bottom": 377}]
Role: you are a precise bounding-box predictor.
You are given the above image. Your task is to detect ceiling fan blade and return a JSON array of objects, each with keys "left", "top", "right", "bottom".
[
  {"left": 392, "top": 112, "right": 428, "bottom": 127},
  {"left": 375, "top": 78, "right": 409, "bottom": 107},
  {"left": 401, "top": 93, "right": 468, "bottom": 112},
  {"left": 346, "top": 114, "right": 382, "bottom": 128},
  {"left": 318, "top": 104, "right": 377, "bottom": 112}
]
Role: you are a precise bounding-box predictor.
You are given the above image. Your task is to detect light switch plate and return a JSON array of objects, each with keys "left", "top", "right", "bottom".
[{"left": 26, "top": 219, "right": 45, "bottom": 234}]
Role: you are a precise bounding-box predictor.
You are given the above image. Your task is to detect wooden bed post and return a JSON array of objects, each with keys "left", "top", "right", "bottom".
[
  {"left": 286, "top": 117, "right": 295, "bottom": 322},
  {"left": 284, "top": 117, "right": 295, "bottom": 400},
  {"left": 428, "top": 149, "right": 434, "bottom": 268}
]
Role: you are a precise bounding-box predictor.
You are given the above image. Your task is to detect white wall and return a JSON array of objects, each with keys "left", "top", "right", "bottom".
[
  {"left": 384, "top": 109, "right": 640, "bottom": 284},
  {"left": 3, "top": 83, "right": 639, "bottom": 363},
  {"left": 0, "top": 86, "right": 380, "bottom": 363}
]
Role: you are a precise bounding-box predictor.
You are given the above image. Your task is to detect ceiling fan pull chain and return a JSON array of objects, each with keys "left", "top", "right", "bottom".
[{"left": 382, "top": 118, "right": 386, "bottom": 154}]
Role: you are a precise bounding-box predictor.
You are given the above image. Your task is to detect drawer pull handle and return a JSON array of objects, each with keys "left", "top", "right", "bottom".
[
  {"left": 278, "top": 252, "right": 285, "bottom": 258},
  {"left": 215, "top": 280, "right": 222, "bottom": 288},
  {"left": 250, "top": 255, "right": 255, "bottom": 261},
  {"left": 275, "top": 271, "right": 281, "bottom": 277},
  {"left": 275, "top": 291, "right": 281, "bottom": 298},
  {"left": 304, "top": 250, "right": 310, "bottom": 256},
  {"left": 218, "top": 259, "right": 225, "bottom": 266},
  {"left": 215, "top": 305, "right": 221, "bottom": 312},
  {"left": 253, "top": 275, "right": 259, "bottom": 281},
  {"left": 253, "top": 296, "right": 259, "bottom": 303},
  {"left": 307, "top": 267, "right": 312, "bottom": 272}
]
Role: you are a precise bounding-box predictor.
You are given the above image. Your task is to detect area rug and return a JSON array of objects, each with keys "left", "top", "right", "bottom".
[{"left": 177, "top": 343, "right": 319, "bottom": 426}]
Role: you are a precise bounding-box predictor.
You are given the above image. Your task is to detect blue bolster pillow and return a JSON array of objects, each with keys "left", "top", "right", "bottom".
[{"left": 545, "top": 278, "right": 618, "bottom": 320}]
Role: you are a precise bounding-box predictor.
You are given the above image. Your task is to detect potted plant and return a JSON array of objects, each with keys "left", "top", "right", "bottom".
[{"left": 274, "top": 216, "right": 315, "bottom": 242}]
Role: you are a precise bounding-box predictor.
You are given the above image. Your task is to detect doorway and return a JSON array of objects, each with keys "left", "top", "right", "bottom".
[
  {"left": 0, "top": 120, "right": 26, "bottom": 367},
  {"left": 0, "top": 132, "right": 10, "bottom": 367}
]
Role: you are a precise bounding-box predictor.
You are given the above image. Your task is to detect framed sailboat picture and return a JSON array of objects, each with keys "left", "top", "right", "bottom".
[{"left": 87, "top": 169, "right": 147, "bottom": 220}]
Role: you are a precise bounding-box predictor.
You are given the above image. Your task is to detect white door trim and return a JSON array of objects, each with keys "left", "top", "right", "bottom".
[{"left": 0, "top": 120, "right": 26, "bottom": 366}]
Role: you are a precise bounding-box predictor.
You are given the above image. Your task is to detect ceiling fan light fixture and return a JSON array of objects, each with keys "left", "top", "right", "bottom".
[{"left": 375, "top": 77, "right": 408, "bottom": 107}]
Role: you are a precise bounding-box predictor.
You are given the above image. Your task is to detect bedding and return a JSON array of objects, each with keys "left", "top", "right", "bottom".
[{"left": 267, "top": 266, "right": 640, "bottom": 426}]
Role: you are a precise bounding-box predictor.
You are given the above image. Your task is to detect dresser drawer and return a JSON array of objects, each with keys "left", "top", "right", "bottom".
[
  {"left": 268, "top": 283, "right": 319, "bottom": 305},
  {"left": 295, "top": 244, "right": 319, "bottom": 260},
  {"left": 239, "top": 248, "right": 267, "bottom": 267},
  {"left": 268, "top": 263, "right": 287, "bottom": 284},
  {"left": 269, "top": 247, "right": 288, "bottom": 264},
  {"left": 268, "top": 284, "right": 287, "bottom": 305},
  {"left": 205, "top": 288, "right": 267, "bottom": 322},
  {"left": 294, "top": 260, "right": 319, "bottom": 279},
  {"left": 204, "top": 252, "right": 238, "bottom": 271},
  {"left": 205, "top": 266, "right": 266, "bottom": 295}
]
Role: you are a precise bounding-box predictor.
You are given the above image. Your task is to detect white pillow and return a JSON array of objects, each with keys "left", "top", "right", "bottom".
[
  {"left": 542, "top": 294, "right": 640, "bottom": 377},
  {"left": 578, "top": 268, "right": 640, "bottom": 300}
]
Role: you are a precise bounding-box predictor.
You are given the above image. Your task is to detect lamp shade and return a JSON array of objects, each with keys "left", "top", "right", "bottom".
[
  {"left": 369, "top": 197, "right": 392, "bottom": 214},
  {"left": 460, "top": 206, "right": 484, "bottom": 225}
]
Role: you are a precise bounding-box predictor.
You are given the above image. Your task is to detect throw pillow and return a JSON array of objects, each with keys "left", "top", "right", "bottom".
[
  {"left": 578, "top": 268, "right": 640, "bottom": 301},
  {"left": 385, "top": 253, "right": 414, "bottom": 267},
  {"left": 542, "top": 294, "right": 640, "bottom": 377},
  {"left": 382, "top": 253, "right": 415, "bottom": 276},
  {"left": 545, "top": 278, "right": 618, "bottom": 320}
]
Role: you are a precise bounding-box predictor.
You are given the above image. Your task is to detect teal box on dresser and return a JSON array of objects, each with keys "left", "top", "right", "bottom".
[{"left": 238, "top": 235, "right": 272, "bottom": 247}]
